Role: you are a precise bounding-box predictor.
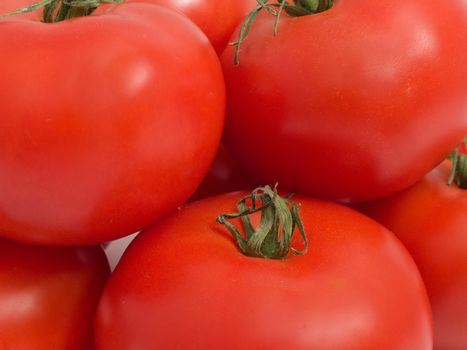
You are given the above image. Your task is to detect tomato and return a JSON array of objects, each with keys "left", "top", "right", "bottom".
[
  {"left": 95, "top": 190, "right": 432, "bottom": 349},
  {"left": 359, "top": 155, "right": 467, "bottom": 349},
  {"left": 0, "top": 237, "right": 109, "bottom": 349},
  {"left": 221, "top": 0, "right": 467, "bottom": 202},
  {"left": 190, "top": 144, "right": 253, "bottom": 201},
  {"left": 128, "top": 0, "right": 257, "bottom": 54},
  {"left": 0, "top": 0, "right": 41, "bottom": 20},
  {"left": 0, "top": 3, "right": 225, "bottom": 245}
]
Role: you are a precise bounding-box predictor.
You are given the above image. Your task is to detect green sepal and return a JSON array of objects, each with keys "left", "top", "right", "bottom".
[{"left": 216, "top": 185, "right": 309, "bottom": 260}]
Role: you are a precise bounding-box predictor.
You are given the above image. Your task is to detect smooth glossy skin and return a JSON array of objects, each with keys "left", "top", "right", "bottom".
[
  {"left": 360, "top": 161, "right": 467, "bottom": 349},
  {"left": 129, "top": 0, "right": 257, "bottom": 54},
  {"left": 221, "top": 0, "right": 467, "bottom": 202},
  {"left": 0, "top": 4, "right": 225, "bottom": 245},
  {"left": 96, "top": 193, "right": 432, "bottom": 349},
  {"left": 0, "top": 238, "right": 110, "bottom": 349}
]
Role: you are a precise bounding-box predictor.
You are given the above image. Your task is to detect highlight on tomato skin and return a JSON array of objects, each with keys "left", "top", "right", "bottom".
[
  {"left": 358, "top": 145, "right": 467, "bottom": 349},
  {"left": 0, "top": 237, "right": 110, "bottom": 350},
  {"left": 95, "top": 190, "right": 433, "bottom": 349}
]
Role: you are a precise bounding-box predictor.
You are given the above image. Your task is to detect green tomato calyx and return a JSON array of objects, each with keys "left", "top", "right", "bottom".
[
  {"left": 230, "top": 0, "right": 333, "bottom": 65},
  {"left": 448, "top": 137, "right": 467, "bottom": 189},
  {"left": 216, "top": 185, "right": 308, "bottom": 260},
  {"left": 0, "top": 0, "right": 122, "bottom": 23}
]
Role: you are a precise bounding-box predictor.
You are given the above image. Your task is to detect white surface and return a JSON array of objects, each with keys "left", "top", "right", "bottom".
[{"left": 104, "top": 232, "right": 139, "bottom": 271}]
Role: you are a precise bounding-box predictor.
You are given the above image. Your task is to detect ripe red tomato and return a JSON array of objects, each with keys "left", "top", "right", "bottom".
[
  {"left": 190, "top": 144, "right": 253, "bottom": 201},
  {"left": 359, "top": 157, "right": 467, "bottom": 349},
  {"left": 0, "top": 3, "right": 225, "bottom": 245},
  {"left": 128, "top": 0, "right": 257, "bottom": 54},
  {"left": 0, "top": 0, "right": 41, "bottom": 20},
  {"left": 221, "top": 0, "right": 467, "bottom": 202},
  {"left": 95, "top": 191, "right": 432, "bottom": 349},
  {"left": 0, "top": 237, "right": 110, "bottom": 349}
]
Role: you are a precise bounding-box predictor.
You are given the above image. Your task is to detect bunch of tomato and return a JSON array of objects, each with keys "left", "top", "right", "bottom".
[{"left": 0, "top": 0, "right": 466, "bottom": 348}]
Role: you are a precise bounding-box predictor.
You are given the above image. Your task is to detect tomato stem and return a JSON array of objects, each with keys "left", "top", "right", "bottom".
[
  {"left": 216, "top": 185, "right": 308, "bottom": 259},
  {"left": 230, "top": 0, "right": 333, "bottom": 65},
  {"left": 0, "top": 0, "right": 122, "bottom": 22},
  {"left": 448, "top": 137, "right": 467, "bottom": 189}
]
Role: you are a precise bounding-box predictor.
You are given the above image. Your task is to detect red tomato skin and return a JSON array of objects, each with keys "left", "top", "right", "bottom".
[
  {"left": 0, "top": 238, "right": 110, "bottom": 349},
  {"left": 360, "top": 161, "right": 467, "bottom": 349},
  {"left": 221, "top": 0, "right": 467, "bottom": 202},
  {"left": 128, "top": 0, "right": 257, "bottom": 54},
  {"left": 95, "top": 193, "right": 432, "bottom": 349},
  {"left": 190, "top": 144, "right": 253, "bottom": 201},
  {"left": 0, "top": 4, "right": 225, "bottom": 245},
  {"left": 0, "top": 0, "right": 41, "bottom": 20}
]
